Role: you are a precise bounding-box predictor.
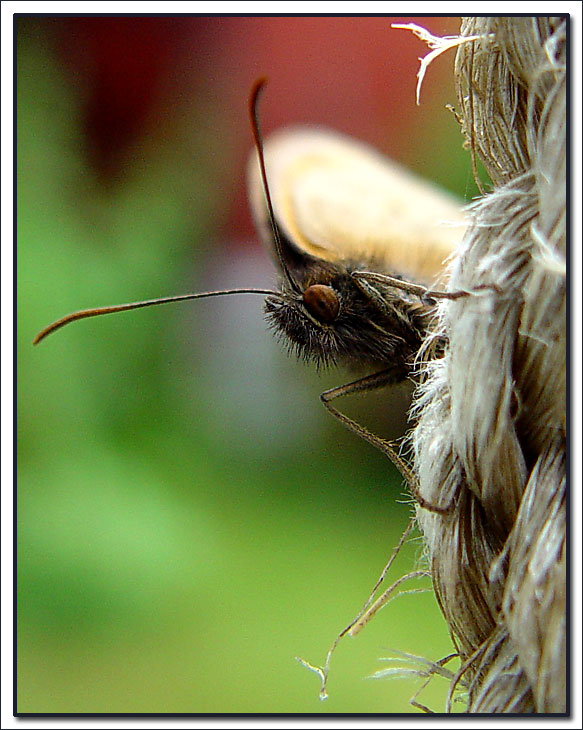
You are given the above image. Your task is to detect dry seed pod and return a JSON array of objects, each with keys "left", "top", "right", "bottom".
[{"left": 412, "top": 16, "right": 567, "bottom": 713}]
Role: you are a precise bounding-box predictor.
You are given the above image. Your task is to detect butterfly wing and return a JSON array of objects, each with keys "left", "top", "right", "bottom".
[{"left": 248, "top": 127, "right": 467, "bottom": 285}]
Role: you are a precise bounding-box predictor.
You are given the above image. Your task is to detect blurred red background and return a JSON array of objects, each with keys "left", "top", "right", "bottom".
[{"left": 52, "top": 15, "right": 463, "bottom": 236}]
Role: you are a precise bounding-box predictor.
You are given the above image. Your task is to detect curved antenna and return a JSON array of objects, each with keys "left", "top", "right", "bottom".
[
  {"left": 249, "top": 78, "right": 301, "bottom": 295},
  {"left": 33, "top": 288, "right": 278, "bottom": 345}
]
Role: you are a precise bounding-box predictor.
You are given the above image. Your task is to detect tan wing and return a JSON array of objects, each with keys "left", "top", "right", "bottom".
[{"left": 247, "top": 127, "right": 467, "bottom": 284}]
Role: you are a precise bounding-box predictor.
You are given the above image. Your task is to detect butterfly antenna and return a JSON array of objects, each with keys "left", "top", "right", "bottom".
[
  {"left": 249, "top": 78, "right": 301, "bottom": 295},
  {"left": 33, "top": 288, "right": 278, "bottom": 345}
]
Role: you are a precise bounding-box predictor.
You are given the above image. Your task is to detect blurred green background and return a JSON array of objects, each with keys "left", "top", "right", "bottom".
[{"left": 17, "top": 16, "right": 475, "bottom": 714}]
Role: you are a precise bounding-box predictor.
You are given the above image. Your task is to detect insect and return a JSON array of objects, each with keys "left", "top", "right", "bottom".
[{"left": 34, "top": 79, "right": 469, "bottom": 509}]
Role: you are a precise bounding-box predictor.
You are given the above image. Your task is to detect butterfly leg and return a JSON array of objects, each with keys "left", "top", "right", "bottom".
[
  {"left": 352, "top": 271, "right": 499, "bottom": 302},
  {"left": 320, "top": 371, "right": 451, "bottom": 514}
]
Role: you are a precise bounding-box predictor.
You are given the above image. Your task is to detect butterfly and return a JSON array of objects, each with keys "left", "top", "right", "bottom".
[{"left": 34, "top": 78, "right": 471, "bottom": 510}]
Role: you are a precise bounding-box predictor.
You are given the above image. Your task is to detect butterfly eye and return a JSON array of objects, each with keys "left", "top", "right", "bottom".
[{"left": 303, "top": 284, "right": 340, "bottom": 323}]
